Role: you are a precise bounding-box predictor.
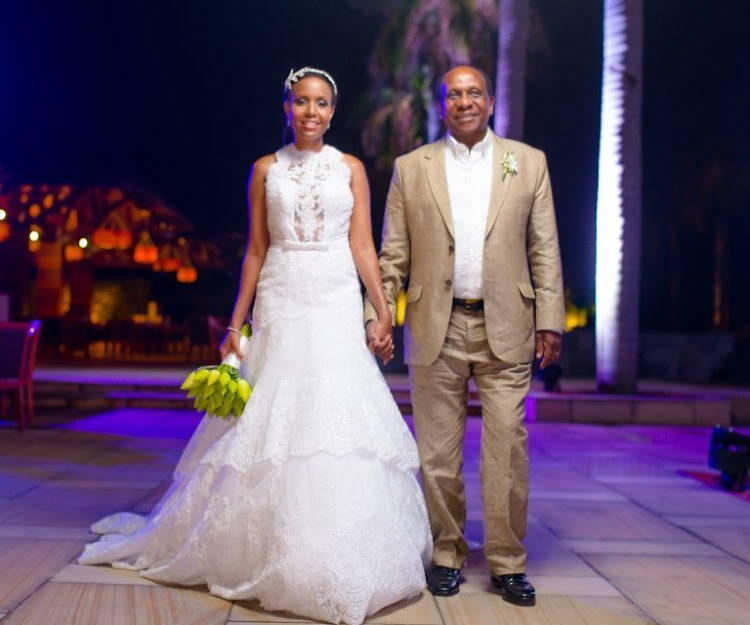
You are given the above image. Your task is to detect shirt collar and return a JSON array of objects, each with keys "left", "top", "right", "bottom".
[{"left": 446, "top": 128, "right": 492, "bottom": 161}]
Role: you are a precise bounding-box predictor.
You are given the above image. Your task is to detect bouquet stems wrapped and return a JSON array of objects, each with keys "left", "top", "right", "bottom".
[{"left": 180, "top": 323, "right": 253, "bottom": 419}]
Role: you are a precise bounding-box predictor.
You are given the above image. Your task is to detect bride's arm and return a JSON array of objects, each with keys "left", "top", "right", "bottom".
[
  {"left": 345, "top": 154, "right": 393, "bottom": 362},
  {"left": 219, "top": 155, "right": 273, "bottom": 360}
]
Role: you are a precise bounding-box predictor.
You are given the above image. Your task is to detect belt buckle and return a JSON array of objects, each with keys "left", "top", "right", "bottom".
[{"left": 463, "top": 298, "right": 479, "bottom": 311}]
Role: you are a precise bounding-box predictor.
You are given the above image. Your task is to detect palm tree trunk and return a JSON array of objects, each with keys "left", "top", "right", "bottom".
[
  {"left": 493, "top": 0, "right": 530, "bottom": 140},
  {"left": 595, "top": 0, "right": 643, "bottom": 393}
]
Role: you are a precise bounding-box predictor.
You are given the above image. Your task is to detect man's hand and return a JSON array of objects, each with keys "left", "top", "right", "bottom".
[
  {"left": 535, "top": 330, "right": 562, "bottom": 369},
  {"left": 366, "top": 320, "right": 394, "bottom": 365}
]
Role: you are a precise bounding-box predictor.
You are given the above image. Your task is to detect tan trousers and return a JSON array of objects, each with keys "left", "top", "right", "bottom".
[{"left": 409, "top": 308, "right": 531, "bottom": 575}]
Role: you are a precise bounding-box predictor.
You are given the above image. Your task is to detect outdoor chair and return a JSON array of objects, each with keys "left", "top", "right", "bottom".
[{"left": 0, "top": 320, "right": 42, "bottom": 431}]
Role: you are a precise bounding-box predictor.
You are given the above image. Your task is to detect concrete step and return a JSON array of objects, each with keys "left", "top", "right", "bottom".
[{"left": 32, "top": 375, "right": 734, "bottom": 425}]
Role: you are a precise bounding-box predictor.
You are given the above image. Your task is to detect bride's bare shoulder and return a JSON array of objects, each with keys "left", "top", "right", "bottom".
[{"left": 252, "top": 154, "right": 278, "bottom": 176}]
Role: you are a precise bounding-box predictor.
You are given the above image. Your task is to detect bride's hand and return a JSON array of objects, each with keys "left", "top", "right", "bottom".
[
  {"left": 219, "top": 331, "right": 243, "bottom": 361},
  {"left": 367, "top": 319, "right": 394, "bottom": 365}
]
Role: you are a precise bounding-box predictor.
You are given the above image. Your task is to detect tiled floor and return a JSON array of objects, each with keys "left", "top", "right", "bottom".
[{"left": 1, "top": 407, "right": 749, "bottom": 624}]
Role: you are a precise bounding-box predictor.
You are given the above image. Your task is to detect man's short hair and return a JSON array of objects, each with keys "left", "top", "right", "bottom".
[{"left": 435, "top": 65, "right": 495, "bottom": 103}]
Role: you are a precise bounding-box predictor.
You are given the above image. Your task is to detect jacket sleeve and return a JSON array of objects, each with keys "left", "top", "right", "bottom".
[
  {"left": 364, "top": 158, "right": 411, "bottom": 325},
  {"left": 526, "top": 150, "right": 566, "bottom": 332}
]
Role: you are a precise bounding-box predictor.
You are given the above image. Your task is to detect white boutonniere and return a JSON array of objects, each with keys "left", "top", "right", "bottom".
[{"left": 501, "top": 151, "right": 518, "bottom": 182}]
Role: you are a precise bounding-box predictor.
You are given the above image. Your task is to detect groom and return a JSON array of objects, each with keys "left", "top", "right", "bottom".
[{"left": 366, "top": 65, "right": 565, "bottom": 606}]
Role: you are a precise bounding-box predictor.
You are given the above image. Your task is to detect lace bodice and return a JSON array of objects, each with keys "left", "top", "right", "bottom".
[{"left": 265, "top": 144, "right": 353, "bottom": 245}]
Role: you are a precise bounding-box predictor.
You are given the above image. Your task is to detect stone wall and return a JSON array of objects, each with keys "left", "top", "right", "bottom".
[{"left": 560, "top": 329, "right": 735, "bottom": 382}]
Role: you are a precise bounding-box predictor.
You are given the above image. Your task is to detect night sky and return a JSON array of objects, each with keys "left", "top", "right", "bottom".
[{"left": 1, "top": 0, "right": 749, "bottom": 332}]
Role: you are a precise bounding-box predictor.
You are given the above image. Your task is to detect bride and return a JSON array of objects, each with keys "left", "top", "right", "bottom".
[{"left": 78, "top": 66, "right": 432, "bottom": 625}]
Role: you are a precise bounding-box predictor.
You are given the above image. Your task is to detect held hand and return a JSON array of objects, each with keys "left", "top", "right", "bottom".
[
  {"left": 219, "top": 331, "right": 244, "bottom": 362},
  {"left": 536, "top": 330, "right": 562, "bottom": 369},
  {"left": 366, "top": 320, "right": 394, "bottom": 365}
]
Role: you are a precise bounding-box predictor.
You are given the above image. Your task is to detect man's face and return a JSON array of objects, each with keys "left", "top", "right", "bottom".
[{"left": 440, "top": 66, "right": 494, "bottom": 148}]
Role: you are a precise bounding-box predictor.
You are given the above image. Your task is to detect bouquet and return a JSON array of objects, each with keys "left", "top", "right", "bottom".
[{"left": 180, "top": 323, "right": 253, "bottom": 419}]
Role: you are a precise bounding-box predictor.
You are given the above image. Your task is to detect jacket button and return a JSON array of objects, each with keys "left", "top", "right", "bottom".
[
  {"left": 448, "top": 244, "right": 455, "bottom": 253},
  {"left": 445, "top": 279, "right": 452, "bottom": 287}
]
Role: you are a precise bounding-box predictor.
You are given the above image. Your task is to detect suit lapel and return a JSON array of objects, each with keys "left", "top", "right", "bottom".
[
  {"left": 422, "top": 140, "right": 454, "bottom": 238},
  {"left": 484, "top": 133, "right": 513, "bottom": 239}
]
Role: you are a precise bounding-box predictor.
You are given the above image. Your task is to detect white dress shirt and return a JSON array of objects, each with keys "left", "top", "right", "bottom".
[{"left": 445, "top": 129, "right": 493, "bottom": 299}]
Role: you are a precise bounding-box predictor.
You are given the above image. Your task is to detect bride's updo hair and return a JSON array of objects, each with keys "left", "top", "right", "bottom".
[{"left": 283, "top": 67, "right": 339, "bottom": 104}]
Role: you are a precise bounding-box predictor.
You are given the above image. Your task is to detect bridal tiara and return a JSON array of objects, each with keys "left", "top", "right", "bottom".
[{"left": 284, "top": 67, "right": 338, "bottom": 97}]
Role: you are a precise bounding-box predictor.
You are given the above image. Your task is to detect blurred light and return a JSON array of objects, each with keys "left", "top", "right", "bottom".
[
  {"left": 595, "top": 0, "right": 627, "bottom": 388},
  {"left": 28, "top": 227, "right": 41, "bottom": 251},
  {"left": 133, "top": 231, "right": 159, "bottom": 264},
  {"left": 29, "top": 203, "right": 41, "bottom": 218},
  {"left": 176, "top": 263, "right": 198, "bottom": 283},
  {"left": 42, "top": 193, "right": 55, "bottom": 209},
  {"left": 64, "top": 243, "right": 84, "bottom": 262},
  {"left": 396, "top": 290, "right": 407, "bottom": 326},
  {"left": 0, "top": 209, "right": 6, "bottom": 220},
  {"left": 565, "top": 305, "right": 588, "bottom": 332},
  {"left": 79, "top": 237, "right": 89, "bottom": 248}
]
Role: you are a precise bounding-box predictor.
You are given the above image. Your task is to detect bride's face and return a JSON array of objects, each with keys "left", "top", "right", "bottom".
[{"left": 284, "top": 77, "right": 335, "bottom": 144}]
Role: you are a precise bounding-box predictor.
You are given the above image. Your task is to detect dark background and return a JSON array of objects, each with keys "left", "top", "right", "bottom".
[{"left": 1, "top": 0, "right": 748, "bottom": 333}]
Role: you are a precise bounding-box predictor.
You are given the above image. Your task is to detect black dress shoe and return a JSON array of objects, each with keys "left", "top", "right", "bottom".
[
  {"left": 491, "top": 573, "right": 536, "bottom": 606},
  {"left": 426, "top": 565, "right": 461, "bottom": 596}
]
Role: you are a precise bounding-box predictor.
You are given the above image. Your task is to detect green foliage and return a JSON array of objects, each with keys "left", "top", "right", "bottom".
[{"left": 354, "top": 0, "right": 499, "bottom": 171}]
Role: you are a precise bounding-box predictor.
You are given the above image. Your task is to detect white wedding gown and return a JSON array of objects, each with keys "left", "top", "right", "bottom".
[{"left": 79, "top": 144, "right": 432, "bottom": 624}]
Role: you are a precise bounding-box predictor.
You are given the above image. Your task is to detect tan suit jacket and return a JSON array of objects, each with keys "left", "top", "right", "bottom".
[{"left": 367, "top": 131, "right": 565, "bottom": 366}]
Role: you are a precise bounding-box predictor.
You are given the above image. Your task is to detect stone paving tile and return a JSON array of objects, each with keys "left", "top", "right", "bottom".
[
  {"left": 230, "top": 591, "right": 442, "bottom": 624},
  {"left": 665, "top": 515, "right": 750, "bottom": 528},
  {"left": 0, "top": 466, "right": 64, "bottom": 499},
  {"left": 3, "top": 582, "right": 231, "bottom": 625},
  {"left": 531, "top": 500, "right": 701, "bottom": 542},
  {"left": 531, "top": 465, "right": 621, "bottom": 492},
  {"left": 524, "top": 518, "right": 599, "bottom": 577},
  {"left": 52, "top": 564, "right": 159, "bottom": 586},
  {"left": 605, "top": 482, "right": 750, "bottom": 517},
  {"left": 565, "top": 539, "right": 723, "bottom": 556},
  {"left": 0, "top": 539, "right": 85, "bottom": 611},
  {"left": 54, "top": 452, "right": 178, "bottom": 484},
  {"left": 435, "top": 594, "right": 656, "bottom": 625},
  {"left": 683, "top": 526, "right": 750, "bottom": 564},
  {"left": 228, "top": 601, "right": 308, "bottom": 623},
  {"left": 0, "top": 482, "right": 147, "bottom": 527},
  {"left": 0, "top": 526, "right": 93, "bottom": 540},
  {"left": 531, "top": 490, "right": 629, "bottom": 501},
  {"left": 583, "top": 554, "right": 750, "bottom": 625}
]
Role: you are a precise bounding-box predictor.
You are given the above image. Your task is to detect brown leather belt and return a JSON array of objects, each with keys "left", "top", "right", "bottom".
[{"left": 452, "top": 298, "right": 484, "bottom": 312}]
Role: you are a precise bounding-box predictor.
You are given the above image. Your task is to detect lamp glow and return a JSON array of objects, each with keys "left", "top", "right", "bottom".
[
  {"left": 78, "top": 237, "right": 89, "bottom": 248},
  {"left": 29, "top": 230, "right": 40, "bottom": 242}
]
